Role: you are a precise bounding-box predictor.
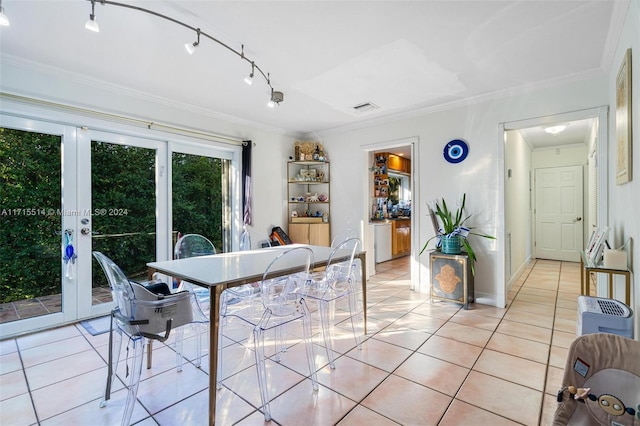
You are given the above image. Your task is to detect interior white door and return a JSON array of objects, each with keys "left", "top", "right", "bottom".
[{"left": 534, "top": 166, "right": 584, "bottom": 261}]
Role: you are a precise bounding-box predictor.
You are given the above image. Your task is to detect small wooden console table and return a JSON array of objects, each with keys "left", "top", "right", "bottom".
[{"left": 580, "top": 251, "right": 631, "bottom": 305}]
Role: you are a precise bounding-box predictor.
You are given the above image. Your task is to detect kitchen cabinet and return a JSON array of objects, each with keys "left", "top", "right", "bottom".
[
  {"left": 289, "top": 223, "right": 330, "bottom": 246},
  {"left": 392, "top": 219, "right": 411, "bottom": 257},
  {"left": 388, "top": 153, "right": 411, "bottom": 174}
]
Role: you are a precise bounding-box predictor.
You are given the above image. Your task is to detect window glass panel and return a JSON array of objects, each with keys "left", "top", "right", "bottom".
[
  {"left": 91, "top": 141, "right": 156, "bottom": 303},
  {"left": 172, "top": 152, "right": 225, "bottom": 252},
  {"left": 0, "top": 128, "right": 62, "bottom": 322}
]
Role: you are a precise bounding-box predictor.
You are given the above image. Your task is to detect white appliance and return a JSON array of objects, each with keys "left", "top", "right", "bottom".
[
  {"left": 374, "top": 223, "right": 392, "bottom": 263},
  {"left": 577, "top": 296, "right": 633, "bottom": 338}
]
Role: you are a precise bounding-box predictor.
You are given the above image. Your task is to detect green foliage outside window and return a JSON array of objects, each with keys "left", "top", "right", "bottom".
[
  {"left": 0, "top": 128, "right": 225, "bottom": 304},
  {"left": 0, "top": 128, "right": 62, "bottom": 303}
]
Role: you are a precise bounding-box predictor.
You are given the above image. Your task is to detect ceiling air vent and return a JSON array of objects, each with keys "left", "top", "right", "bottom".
[{"left": 352, "top": 102, "right": 379, "bottom": 114}]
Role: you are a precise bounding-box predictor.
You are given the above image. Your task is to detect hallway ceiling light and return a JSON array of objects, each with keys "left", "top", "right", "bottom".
[
  {"left": 0, "top": 0, "right": 10, "bottom": 26},
  {"left": 84, "top": 0, "right": 99, "bottom": 32},
  {"left": 543, "top": 124, "right": 568, "bottom": 135},
  {"left": 81, "top": 0, "right": 283, "bottom": 106}
]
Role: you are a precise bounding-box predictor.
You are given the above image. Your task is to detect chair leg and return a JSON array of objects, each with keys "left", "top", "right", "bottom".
[
  {"left": 194, "top": 323, "right": 203, "bottom": 368},
  {"left": 216, "top": 316, "right": 225, "bottom": 390},
  {"left": 121, "top": 336, "right": 145, "bottom": 426},
  {"left": 318, "top": 300, "right": 336, "bottom": 368},
  {"left": 274, "top": 326, "right": 284, "bottom": 362},
  {"left": 146, "top": 340, "right": 153, "bottom": 369},
  {"left": 347, "top": 291, "right": 363, "bottom": 350},
  {"left": 253, "top": 327, "right": 272, "bottom": 422},
  {"left": 100, "top": 321, "right": 123, "bottom": 408},
  {"left": 300, "top": 301, "right": 319, "bottom": 390},
  {"left": 175, "top": 326, "right": 185, "bottom": 372}
]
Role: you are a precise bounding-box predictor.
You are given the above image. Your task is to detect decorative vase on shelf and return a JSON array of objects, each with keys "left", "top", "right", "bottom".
[{"left": 441, "top": 235, "right": 462, "bottom": 254}]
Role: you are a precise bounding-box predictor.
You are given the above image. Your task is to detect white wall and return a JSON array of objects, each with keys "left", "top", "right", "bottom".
[
  {"left": 319, "top": 77, "right": 608, "bottom": 307},
  {"left": 607, "top": 0, "right": 640, "bottom": 338},
  {"left": 531, "top": 145, "right": 588, "bottom": 169},
  {"left": 505, "top": 130, "right": 532, "bottom": 286}
]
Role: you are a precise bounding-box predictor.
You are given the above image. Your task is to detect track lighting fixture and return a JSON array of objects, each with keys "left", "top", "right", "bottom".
[
  {"left": 184, "top": 28, "right": 200, "bottom": 55},
  {"left": 85, "top": 0, "right": 99, "bottom": 33},
  {"left": 0, "top": 0, "right": 10, "bottom": 27},
  {"left": 80, "top": 0, "right": 284, "bottom": 106},
  {"left": 244, "top": 63, "right": 255, "bottom": 86}
]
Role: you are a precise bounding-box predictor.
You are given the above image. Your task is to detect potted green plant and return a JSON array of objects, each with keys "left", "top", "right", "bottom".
[{"left": 420, "top": 193, "right": 495, "bottom": 274}]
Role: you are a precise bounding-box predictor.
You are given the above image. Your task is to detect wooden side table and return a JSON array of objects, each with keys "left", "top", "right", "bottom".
[
  {"left": 580, "top": 251, "right": 631, "bottom": 306},
  {"left": 430, "top": 251, "right": 474, "bottom": 309}
]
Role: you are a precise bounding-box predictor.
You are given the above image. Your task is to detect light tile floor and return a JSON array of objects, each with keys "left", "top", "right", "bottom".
[{"left": 0, "top": 257, "right": 581, "bottom": 425}]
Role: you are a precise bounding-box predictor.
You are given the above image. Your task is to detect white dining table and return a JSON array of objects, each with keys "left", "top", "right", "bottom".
[{"left": 147, "top": 243, "right": 367, "bottom": 425}]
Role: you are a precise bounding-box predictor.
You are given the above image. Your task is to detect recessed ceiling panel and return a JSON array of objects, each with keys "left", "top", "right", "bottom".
[{"left": 293, "top": 39, "right": 465, "bottom": 115}]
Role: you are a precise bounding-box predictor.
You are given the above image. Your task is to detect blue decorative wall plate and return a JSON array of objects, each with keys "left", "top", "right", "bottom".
[{"left": 443, "top": 139, "right": 469, "bottom": 163}]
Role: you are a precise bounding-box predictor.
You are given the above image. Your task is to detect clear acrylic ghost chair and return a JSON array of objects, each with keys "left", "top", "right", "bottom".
[
  {"left": 330, "top": 228, "right": 358, "bottom": 248},
  {"left": 303, "top": 237, "right": 363, "bottom": 368},
  {"left": 174, "top": 234, "right": 217, "bottom": 310},
  {"left": 217, "top": 246, "right": 319, "bottom": 422},
  {"left": 93, "top": 251, "right": 193, "bottom": 426},
  {"left": 172, "top": 234, "right": 220, "bottom": 368},
  {"left": 174, "top": 233, "right": 259, "bottom": 306}
]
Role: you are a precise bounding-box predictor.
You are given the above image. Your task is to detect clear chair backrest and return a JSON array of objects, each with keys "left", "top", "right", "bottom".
[
  {"left": 93, "top": 251, "right": 136, "bottom": 321},
  {"left": 331, "top": 229, "right": 359, "bottom": 248},
  {"left": 174, "top": 234, "right": 216, "bottom": 259},
  {"left": 260, "top": 247, "right": 313, "bottom": 316},
  {"left": 326, "top": 237, "right": 361, "bottom": 290}
]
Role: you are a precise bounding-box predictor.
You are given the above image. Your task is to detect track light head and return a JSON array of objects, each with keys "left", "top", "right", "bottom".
[
  {"left": 185, "top": 28, "right": 200, "bottom": 55},
  {"left": 268, "top": 90, "right": 284, "bottom": 107},
  {"left": 85, "top": 1, "right": 99, "bottom": 32},
  {"left": 0, "top": 4, "right": 10, "bottom": 27},
  {"left": 244, "top": 63, "right": 255, "bottom": 85},
  {"left": 184, "top": 41, "right": 198, "bottom": 55}
]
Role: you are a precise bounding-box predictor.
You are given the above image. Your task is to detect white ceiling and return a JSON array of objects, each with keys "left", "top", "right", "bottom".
[{"left": 0, "top": 0, "right": 627, "bottom": 143}]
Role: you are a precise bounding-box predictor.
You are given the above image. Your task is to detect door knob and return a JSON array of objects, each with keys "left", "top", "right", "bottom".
[
  {"left": 81, "top": 227, "right": 92, "bottom": 235},
  {"left": 574, "top": 217, "right": 582, "bottom": 222}
]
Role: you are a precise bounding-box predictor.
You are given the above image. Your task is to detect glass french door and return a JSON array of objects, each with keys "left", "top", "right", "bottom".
[
  {"left": 1, "top": 112, "right": 234, "bottom": 338},
  {"left": 76, "top": 130, "right": 167, "bottom": 317},
  {"left": 0, "top": 117, "right": 78, "bottom": 335}
]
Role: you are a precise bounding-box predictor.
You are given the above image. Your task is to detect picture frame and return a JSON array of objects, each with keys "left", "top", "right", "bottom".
[{"left": 616, "top": 48, "right": 632, "bottom": 185}]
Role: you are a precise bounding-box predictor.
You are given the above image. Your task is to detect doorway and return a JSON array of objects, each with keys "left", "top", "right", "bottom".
[
  {"left": 534, "top": 165, "right": 584, "bottom": 261},
  {"left": 501, "top": 106, "right": 609, "bottom": 296},
  {"left": 361, "top": 137, "right": 421, "bottom": 293}
]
